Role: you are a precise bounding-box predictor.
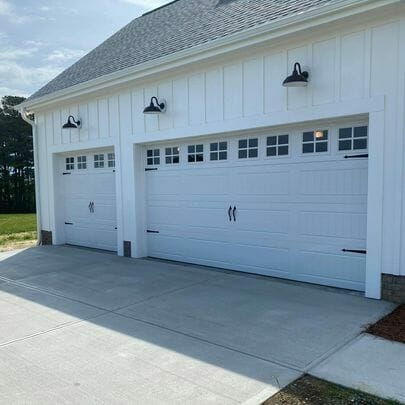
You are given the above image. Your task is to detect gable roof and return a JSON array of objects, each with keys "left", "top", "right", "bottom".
[{"left": 29, "top": 0, "right": 337, "bottom": 101}]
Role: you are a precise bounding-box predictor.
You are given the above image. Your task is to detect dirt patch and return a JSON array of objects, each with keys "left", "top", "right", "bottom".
[
  {"left": 263, "top": 375, "right": 400, "bottom": 405},
  {"left": 366, "top": 305, "right": 405, "bottom": 344},
  {"left": 0, "top": 234, "right": 37, "bottom": 252}
]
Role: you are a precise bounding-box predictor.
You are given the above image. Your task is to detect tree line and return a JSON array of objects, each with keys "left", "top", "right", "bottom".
[{"left": 0, "top": 96, "right": 35, "bottom": 213}]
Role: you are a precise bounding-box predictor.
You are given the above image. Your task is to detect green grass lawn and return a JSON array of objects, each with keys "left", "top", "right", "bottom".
[{"left": 0, "top": 213, "right": 37, "bottom": 250}]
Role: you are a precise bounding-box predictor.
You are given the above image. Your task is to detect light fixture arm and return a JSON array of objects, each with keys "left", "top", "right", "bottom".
[
  {"left": 68, "top": 115, "right": 81, "bottom": 126},
  {"left": 294, "top": 63, "right": 309, "bottom": 79},
  {"left": 151, "top": 97, "right": 165, "bottom": 110}
]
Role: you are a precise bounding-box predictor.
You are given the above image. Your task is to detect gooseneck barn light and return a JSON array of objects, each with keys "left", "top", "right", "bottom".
[
  {"left": 143, "top": 97, "right": 166, "bottom": 114},
  {"left": 62, "top": 115, "right": 81, "bottom": 129},
  {"left": 283, "top": 62, "right": 309, "bottom": 87}
]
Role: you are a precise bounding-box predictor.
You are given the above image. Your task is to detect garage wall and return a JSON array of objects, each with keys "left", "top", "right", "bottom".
[{"left": 34, "top": 9, "right": 405, "bottom": 278}]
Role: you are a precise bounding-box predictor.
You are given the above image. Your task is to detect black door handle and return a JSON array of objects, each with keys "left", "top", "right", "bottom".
[
  {"left": 233, "top": 206, "right": 236, "bottom": 222},
  {"left": 228, "top": 206, "right": 232, "bottom": 222}
]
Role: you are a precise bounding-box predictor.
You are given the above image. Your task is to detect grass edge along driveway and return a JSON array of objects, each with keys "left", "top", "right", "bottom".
[{"left": 0, "top": 213, "right": 37, "bottom": 251}]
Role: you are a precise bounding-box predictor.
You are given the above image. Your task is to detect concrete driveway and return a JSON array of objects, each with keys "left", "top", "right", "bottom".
[{"left": 0, "top": 246, "right": 393, "bottom": 404}]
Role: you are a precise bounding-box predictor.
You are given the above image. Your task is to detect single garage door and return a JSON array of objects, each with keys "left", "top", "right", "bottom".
[
  {"left": 61, "top": 150, "right": 117, "bottom": 251},
  {"left": 145, "top": 123, "right": 368, "bottom": 291}
]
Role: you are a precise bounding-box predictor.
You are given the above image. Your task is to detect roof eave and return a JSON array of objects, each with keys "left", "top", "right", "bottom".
[{"left": 18, "top": 0, "right": 400, "bottom": 112}]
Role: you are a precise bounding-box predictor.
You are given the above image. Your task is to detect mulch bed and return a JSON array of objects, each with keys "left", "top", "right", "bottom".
[
  {"left": 366, "top": 305, "right": 405, "bottom": 344},
  {"left": 263, "top": 375, "right": 400, "bottom": 405}
]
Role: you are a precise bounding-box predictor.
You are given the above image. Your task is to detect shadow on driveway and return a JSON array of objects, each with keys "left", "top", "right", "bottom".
[{"left": 0, "top": 246, "right": 394, "bottom": 404}]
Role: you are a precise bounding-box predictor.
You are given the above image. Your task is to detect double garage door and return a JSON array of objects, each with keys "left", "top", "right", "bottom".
[{"left": 146, "top": 123, "right": 368, "bottom": 291}]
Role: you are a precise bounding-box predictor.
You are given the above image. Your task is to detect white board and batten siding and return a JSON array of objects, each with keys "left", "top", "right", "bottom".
[{"left": 34, "top": 11, "right": 405, "bottom": 291}]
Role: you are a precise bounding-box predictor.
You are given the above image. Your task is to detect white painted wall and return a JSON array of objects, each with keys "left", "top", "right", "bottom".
[{"left": 33, "top": 8, "right": 405, "bottom": 294}]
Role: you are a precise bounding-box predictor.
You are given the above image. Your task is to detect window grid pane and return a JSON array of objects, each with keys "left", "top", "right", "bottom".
[
  {"left": 338, "top": 126, "right": 368, "bottom": 151},
  {"left": 188, "top": 144, "right": 204, "bottom": 163},
  {"left": 267, "top": 135, "right": 289, "bottom": 157},
  {"left": 165, "top": 147, "right": 180, "bottom": 164},
  {"left": 209, "top": 142, "right": 228, "bottom": 161},
  {"left": 94, "top": 154, "right": 104, "bottom": 168},
  {"left": 108, "top": 153, "right": 115, "bottom": 168},
  {"left": 65, "top": 157, "right": 74, "bottom": 170},
  {"left": 303, "top": 130, "right": 328, "bottom": 154},
  {"left": 147, "top": 149, "right": 160, "bottom": 166},
  {"left": 238, "top": 138, "right": 258, "bottom": 159},
  {"left": 77, "top": 156, "right": 87, "bottom": 170}
]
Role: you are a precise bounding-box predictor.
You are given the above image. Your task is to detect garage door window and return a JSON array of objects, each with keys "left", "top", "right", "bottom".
[
  {"left": 239, "top": 138, "right": 258, "bottom": 159},
  {"left": 65, "top": 157, "right": 74, "bottom": 170},
  {"left": 77, "top": 156, "right": 87, "bottom": 170},
  {"left": 267, "top": 135, "right": 289, "bottom": 157},
  {"left": 108, "top": 153, "right": 115, "bottom": 168},
  {"left": 210, "top": 142, "right": 227, "bottom": 161},
  {"left": 165, "top": 147, "right": 180, "bottom": 164},
  {"left": 338, "top": 126, "right": 368, "bottom": 151},
  {"left": 302, "top": 130, "right": 328, "bottom": 154},
  {"left": 188, "top": 144, "right": 204, "bottom": 163},
  {"left": 94, "top": 154, "right": 105, "bottom": 168},
  {"left": 147, "top": 149, "right": 160, "bottom": 166}
]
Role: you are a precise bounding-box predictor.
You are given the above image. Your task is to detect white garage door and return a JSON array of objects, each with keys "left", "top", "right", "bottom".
[
  {"left": 145, "top": 123, "right": 369, "bottom": 291},
  {"left": 61, "top": 151, "right": 117, "bottom": 252}
]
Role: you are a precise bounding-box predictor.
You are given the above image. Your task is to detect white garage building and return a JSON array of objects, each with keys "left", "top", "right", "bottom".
[{"left": 18, "top": 0, "right": 405, "bottom": 301}]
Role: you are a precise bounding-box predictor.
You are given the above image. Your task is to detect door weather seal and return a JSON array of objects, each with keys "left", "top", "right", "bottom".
[
  {"left": 344, "top": 154, "right": 368, "bottom": 159},
  {"left": 342, "top": 249, "right": 367, "bottom": 254}
]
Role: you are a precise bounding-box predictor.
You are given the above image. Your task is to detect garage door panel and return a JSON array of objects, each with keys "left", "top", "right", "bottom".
[
  {"left": 232, "top": 170, "right": 291, "bottom": 196},
  {"left": 146, "top": 124, "right": 368, "bottom": 291},
  {"left": 62, "top": 167, "right": 117, "bottom": 252},
  {"left": 297, "top": 250, "right": 365, "bottom": 287},
  {"left": 155, "top": 225, "right": 232, "bottom": 244},
  {"left": 65, "top": 199, "right": 92, "bottom": 221},
  {"left": 234, "top": 208, "right": 290, "bottom": 235},
  {"left": 299, "top": 167, "right": 367, "bottom": 196},
  {"left": 299, "top": 211, "right": 367, "bottom": 240},
  {"left": 65, "top": 226, "right": 94, "bottom": 247},
  {"left": 229, "top": 244, "right": 291, "bottom": 273},
  {"left": 148, "top": 172, "right": 230, "bottom": 197},
  {"left": 148, "top": 206, "right": 229, "bottom": 229}
]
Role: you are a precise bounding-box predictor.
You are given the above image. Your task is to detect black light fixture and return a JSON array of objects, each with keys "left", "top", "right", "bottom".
[
  {"left": 282, "top": 62, "right": 309, "bottom": 87},
  {"left": 62, "top": 115, "right": 81, "bottom": 129},
  {"left": 143, "top": 97, "right": 166, "bottom": 114}
]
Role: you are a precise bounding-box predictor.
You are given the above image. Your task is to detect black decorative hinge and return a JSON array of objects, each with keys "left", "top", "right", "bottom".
[
  {"left": 65, "top": 222, "right": 73, "bottom": 225},
  {"left": 146, "top": 230, "right": 159, "bottom": 234},
  {"left": 342, "top": 249, "right": 367, "bottom": 254},
  {"left": 145, "top": 168, "right": 158, "bottom": 172},
  {"left": 62, "top": 172, "right": 72, "bottom": 175},
  {"left": 344, "top": 154, "right": 368, "bottom": 159}
]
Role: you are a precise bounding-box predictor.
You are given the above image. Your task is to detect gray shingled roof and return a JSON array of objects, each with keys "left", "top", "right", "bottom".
[{"left": 29, "top": 0, "right": 336, "bottom": 101}]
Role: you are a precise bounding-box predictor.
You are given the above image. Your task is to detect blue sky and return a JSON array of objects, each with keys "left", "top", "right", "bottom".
[{"left": 0, "top": 0, "right": 171, "bottom": 99}]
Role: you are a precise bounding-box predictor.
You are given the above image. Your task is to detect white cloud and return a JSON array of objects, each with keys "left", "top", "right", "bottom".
[
  {"left": 0, "top": 0, "right": 10, "bottom": 15},
  {"left": 119, "top": 0, "right": 169, "bottom": 9},
  {"left": 0, "top": 47, "right": 38, "bottom": 60},
  {"left": 46, "top": 48, "right": 86, "bottom": 63},
  {"left": 0, "top": 61, "right": 61, "bottom": 95},
  {"left": 0, "top": 86, "right": 28, "bottom": 99}
]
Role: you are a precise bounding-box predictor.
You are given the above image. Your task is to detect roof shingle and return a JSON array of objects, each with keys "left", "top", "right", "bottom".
[{"left": 29, "top": 0, "right": 335, "bottom": 101}]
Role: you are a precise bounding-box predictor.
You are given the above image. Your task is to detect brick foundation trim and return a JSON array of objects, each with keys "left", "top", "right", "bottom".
[
  {"left": 41, "top": 230, "right": 53, "bottom": 246},
  {"left": 123, "top": 241, "right": 132, "bottom": 258},
  {"left": 381, "top": 274, "right": 405, "bottom": 303}
]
